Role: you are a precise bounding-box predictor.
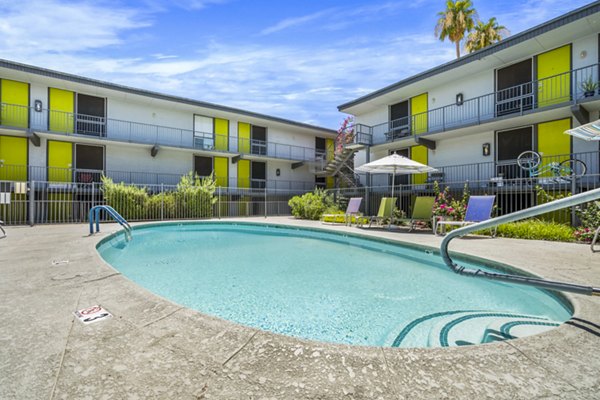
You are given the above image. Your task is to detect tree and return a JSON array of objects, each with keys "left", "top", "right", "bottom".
[
  {"left": 435, "top": 0, "right": 478, "bottom": 59},
  {"left": 465, "top": 17, "right": 509, "bottom": 53}
]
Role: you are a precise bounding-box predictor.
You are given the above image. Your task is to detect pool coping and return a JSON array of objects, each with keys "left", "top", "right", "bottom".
[{"left": 2, "top": 218, "right": 599, "bottom": 399}]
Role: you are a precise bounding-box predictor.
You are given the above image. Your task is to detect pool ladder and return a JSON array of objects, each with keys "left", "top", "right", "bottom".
[
  {"left": 440, "top": 187, "right": 600, "bottom": 296},
  {"left": 89, "top": 205, "right": 132, "bottom": 241}
]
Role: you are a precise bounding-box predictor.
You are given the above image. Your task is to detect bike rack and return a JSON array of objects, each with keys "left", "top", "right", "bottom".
[
  {"left": 440, "top": 187, "right": 600, "bottom": 296},
  {"left": 89, "top": 205, "right": 132, "bottom": 241}
]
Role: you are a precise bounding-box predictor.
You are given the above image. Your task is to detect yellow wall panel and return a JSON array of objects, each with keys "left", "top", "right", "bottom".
[
  {"left": 214, "top": 156, "right": 228, "bottom": 187},
  {"left": 537, "top": 45, "right": 571, "bottom": 107},
  {"left": 1, "top": 80, "right": 29, "bottom": 128},
  {"left": 326, "top": 138, "right": 334, "bottom": 161},
  {"left": 238, "top": 122, "right": 251, "bottom": 153},
  {"left": 237, "top": 159, "right": 250, "bottom": 188},
  {"left": 49, "top": 88, "right": 74, "bottom": 133},
  {"left": 411, "top": 145, "right": 428, "bottom": 184},
  {"left": 410, "top": 93, "right": 428, "bottom": 135},
  {"left": 48, "top": 141, "right": 73, "bottom": 182},
  {"left": 0, "top": 136, "right": 28, "bottom": 180},
  {"left": 214, "top": 118, "right": 229, "bottom": 151}
]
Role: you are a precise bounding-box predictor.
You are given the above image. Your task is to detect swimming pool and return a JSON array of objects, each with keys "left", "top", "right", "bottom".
[{"left": 97, "top": 222, "right": 571, "bottom": 348}]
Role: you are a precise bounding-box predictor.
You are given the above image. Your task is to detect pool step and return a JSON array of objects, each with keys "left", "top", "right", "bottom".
[{"left": 390, "top": 310, "right": 561, "bottom": 348}]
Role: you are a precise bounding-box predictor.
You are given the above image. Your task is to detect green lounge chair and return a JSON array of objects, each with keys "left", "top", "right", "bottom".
[
  {"left": 395, "top": 196, "right": 435, "bottom": 231},
  {"left": 367, "top": 197, "right": 396, "bottom": 228}
]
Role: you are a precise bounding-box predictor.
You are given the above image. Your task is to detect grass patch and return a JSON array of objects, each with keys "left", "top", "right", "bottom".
[{"left": 491, "top": 219, "right": 575, "bottom": 242}]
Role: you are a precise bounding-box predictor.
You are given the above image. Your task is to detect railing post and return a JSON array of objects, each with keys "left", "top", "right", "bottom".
[
  {"left": 264, "top": 186, "right": 267, "bottom": 218},
  {"left": 28, "top": 181, "right": 35, "bottom": 227},
  {"left": 218, "top": 186, "right": 221, "bottom": 219},
  {"left": 161, "top": 183, "right": 164, "bottom": 221},
  {"left": 477, "top": 97, "right": 481, "bottom": 124}
]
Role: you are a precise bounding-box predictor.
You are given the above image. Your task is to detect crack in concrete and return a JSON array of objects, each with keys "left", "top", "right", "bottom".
[
  {"left": 140, "top": 307, "right": 184, "bottom": 329},
  {"left": 82, "top": 272, "right": 121, "bottom": 284},
  {"left": 379, "top": 348, "right": 400, "bottom": 399},
  {"left": 504, "top": 341, "right": 579, "bottom": 392},
  {"left": 49, "top": 288, "right": 83, "bottom": 400},
  {"left": 222, "top": 331, "right": 259, "bottom": 367}
]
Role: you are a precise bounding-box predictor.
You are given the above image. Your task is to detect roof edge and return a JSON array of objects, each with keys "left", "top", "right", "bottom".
[
  {"left": 0, "top": 59, "right": 337, "bottom": 135},
  {"left": 338, "top": 1, "right": 600, "bottom": 111}
]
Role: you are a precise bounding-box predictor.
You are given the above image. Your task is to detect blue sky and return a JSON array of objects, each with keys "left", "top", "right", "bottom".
[{"left": 0, "top": 0, "right": 593, "bottom": 128}]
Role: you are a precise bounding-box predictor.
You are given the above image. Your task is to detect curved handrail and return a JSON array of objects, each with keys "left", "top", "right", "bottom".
[
  {"left": 89, "top": 205, "right": 132, "bottom": 241},
  {"left": 440, "top": 187, "right": 600, "bottom": 296}
]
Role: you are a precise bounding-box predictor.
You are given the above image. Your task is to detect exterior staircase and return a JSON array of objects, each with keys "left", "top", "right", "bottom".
[{"left": 315, "top": 146, "right": 361, "bottom": 188}]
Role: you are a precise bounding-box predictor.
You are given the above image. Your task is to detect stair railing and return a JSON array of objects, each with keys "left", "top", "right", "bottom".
[{"left": 440, "top": 187, "right": 600, "bottom": 296}]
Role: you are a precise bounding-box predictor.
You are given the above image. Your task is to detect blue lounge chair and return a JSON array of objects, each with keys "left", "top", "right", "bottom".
[{"left": 435, "top": 195, "right": 496, "bottom": 236}]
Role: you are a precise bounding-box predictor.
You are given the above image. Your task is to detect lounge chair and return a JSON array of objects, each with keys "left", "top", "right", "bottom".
[
  {"left": 321, "top": 197, "right": 362, "bottom": 226},
  {"left": 395, "top": 196, "right": 435, "bottom": 231},
  {"left": 435, "top": 195, "right": 496, "bottom": 236},
  {"left": 367, "top": 197, "right": 396, "bottom": 228}
]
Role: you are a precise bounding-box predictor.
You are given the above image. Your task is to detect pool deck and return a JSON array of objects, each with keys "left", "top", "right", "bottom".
[{"left": 1, "top": 217, "right": 599, "bottom": 399}]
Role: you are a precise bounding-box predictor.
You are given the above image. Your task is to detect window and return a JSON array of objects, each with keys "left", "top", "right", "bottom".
[
  {"left": 193, "top": 115, "right": 215, "bottom": 150},
  {"left": 390, "top": 148, "right": 409, "bottom": 185},
  {"left": 496, "top": 59, "right": 533, "bottom": 116},
  {"left": 496, "top": 126, "right": 533, "bottom": 178},
  {"left": 251, "top": 125, "right": 267, "bottom": 155},
  {"left": 251, "top": 161, "right": 266, "bottom": 188},
  {"left": 315, "top": 137, "right": 326, "bottom": 160},
  {"left": 76, "top": 94, "right": 106, "bottom": 136},
  {"left": 194, "top": 156, "right": 213, "bottom": 177},
  {"left": 315, "top": 176, "right": 326, "bottom": 188},
  {"left": 389, "top": 101, "right": 410, "bottom": 140},
  {"left": 75, "top": 144, "right": 104, "bottom": 183}
]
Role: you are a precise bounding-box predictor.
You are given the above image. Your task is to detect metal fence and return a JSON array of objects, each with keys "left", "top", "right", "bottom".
[{"left": 0, "top": 181, "right": 307, "bottom": 225}]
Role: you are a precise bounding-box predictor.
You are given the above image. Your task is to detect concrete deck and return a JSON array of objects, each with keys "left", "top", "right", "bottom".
[{"left": 1, "top": 217, "right": 599, "bottom": 399}]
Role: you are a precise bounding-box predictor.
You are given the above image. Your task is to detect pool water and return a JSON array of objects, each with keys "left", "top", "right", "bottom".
[{"left": 97, "top": 222, "right": 571, "bottom": 347}]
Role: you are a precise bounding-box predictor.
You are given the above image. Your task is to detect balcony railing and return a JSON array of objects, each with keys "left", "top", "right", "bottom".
[
  {"left": 0, "top": 104, "right": 325, "bottom": 163},
  {"left": 356, "top": 63, "right": 600, "bottom": 146}
]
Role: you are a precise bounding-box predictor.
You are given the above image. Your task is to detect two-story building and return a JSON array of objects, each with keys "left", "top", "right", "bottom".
[
  {"left": 339, "top": 2, "right": 600, "bottom": 215},
  {"left": 0, "top": 59, "right": 337, "bottom": 193}
]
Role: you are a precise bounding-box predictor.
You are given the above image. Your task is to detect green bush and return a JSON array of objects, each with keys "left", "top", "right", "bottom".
[
  {"left": 494, "top": 219, "right": 575, "bottom": 242},
  {"left": 101, "top": 172, "right": 217, "bottom": 220},
  {"left": 575, "top": 200, "right": 600, "bottom": 243},
  {"left": 288, "top": 188, "right": 338, "bottom": 220}
]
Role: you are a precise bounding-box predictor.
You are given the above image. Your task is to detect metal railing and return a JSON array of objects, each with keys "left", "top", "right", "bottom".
[
  {"left": 89, "top": 205, "right": 132, "bottom": 240},
  {"left": 440, "top": 187, "right": 600, "bottom": 296},
  {"left": 356, "top": 63, "right": 600, "bottom": 145},
  {"left": 0, "top": 104, "right": 325, "bottom": 163}
]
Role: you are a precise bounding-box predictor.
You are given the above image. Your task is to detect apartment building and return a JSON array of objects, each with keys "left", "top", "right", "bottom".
[
  {"left": 0, "top": 60, "right": 337, "bottom": 192},
  {"left": 339, "top": 2, "right": 600, "bottom": 201}
]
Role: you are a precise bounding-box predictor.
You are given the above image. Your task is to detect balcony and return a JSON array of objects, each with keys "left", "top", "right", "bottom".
[
  {"left": 0, "top": 104, "right": 325, "bottom": 163},
  {"left": 356, "top": 63, "right": 600, "bottom": 146}
]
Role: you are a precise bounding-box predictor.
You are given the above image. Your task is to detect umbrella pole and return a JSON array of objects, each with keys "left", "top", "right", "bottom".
[{"left": 389, "top": 167, "right": 395, "bottom": 229}]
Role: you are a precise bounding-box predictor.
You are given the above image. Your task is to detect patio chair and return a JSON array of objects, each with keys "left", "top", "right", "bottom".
[
  {"left": 321, "top": 197, "right": 362, "bottom": 226},
  {"left": 435, "top": 195, "right": 496, "bottom": 237},
  {"left": 367, "top": 197, "right": 396, "bottom": 228},
  {"left": 395, "top": 196, "right": 435, "bottom": 231}
]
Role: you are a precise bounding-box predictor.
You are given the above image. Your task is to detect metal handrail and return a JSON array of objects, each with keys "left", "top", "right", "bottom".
[
  {"left": 0, "top": 220, "right": 5, "bottom": 239},
  {"left": 440, "top": 187, "right": 600, "bottom": 296},
  {"left": 89, "top": 205, "right": 132, "bottom": 241},
  {"left": 592, "top": 226, "right": 600, "bottom": 253}
]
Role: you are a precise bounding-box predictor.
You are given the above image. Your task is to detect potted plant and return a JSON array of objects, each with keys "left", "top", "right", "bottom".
[{"left": 580, "top": 76, "right": 598, "bottom": 97}]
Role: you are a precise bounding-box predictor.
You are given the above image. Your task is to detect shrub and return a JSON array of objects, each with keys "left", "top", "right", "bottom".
[
  {"left": 288, "top": 188, "right": 338, "bottom": 220},
  {"left": 494, "top": 219, "right": 575, "bottom": 242},
  {"left": 101, "top": 172, "right": 217, "bottom": 220},
  {"left": 575, "top": 200, "right": 600, "bottom": 243}
]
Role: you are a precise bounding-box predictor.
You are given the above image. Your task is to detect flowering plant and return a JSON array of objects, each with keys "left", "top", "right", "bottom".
[
  {"left": 574, "top": 227, "right": 596, "bottom": 243},
  {"left": 335, "top": 116, "right": 355, "bottom": 154},
  {"left": 432, "top": 181, "right": 469, "bottom": 219}
]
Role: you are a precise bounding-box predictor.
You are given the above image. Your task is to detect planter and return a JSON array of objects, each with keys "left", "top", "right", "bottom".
[{"left": 584, "top": 90, "right": 596, "bottom": 97}]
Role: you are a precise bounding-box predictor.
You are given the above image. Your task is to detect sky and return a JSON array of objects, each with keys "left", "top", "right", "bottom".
[{"left": 0, "top": 0, "right": 594, "bottom": 129}]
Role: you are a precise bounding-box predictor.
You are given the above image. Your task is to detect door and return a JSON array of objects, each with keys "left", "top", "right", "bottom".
[
  {"left": 238, "top": 122, "right": 251, "bottom": 153},
  {"left": 214, "top": 118, "right": 229, "bottom": 151},
  {"left": 48, "top": 141, "right": 73, "bottom": 182},
  {"left": 0, "top": 136, "right": 28, "bottom": 180},
  {"left": 49, "top": 88, "right": 75, "bottom": 133},
  {"left": 251, "top": 125, "right": 267, "bottom": 155},
  {"left": 537, "top": 118, "right": 571, "bottom": 176},
  {"left": 251, "top": 161, "right": 266, "bottom": 189},
  {"left": 75, "top": 144, "right": 104, "bottom": 182},
  {"left": 537, "top": 45, "right": 571, "bottom": 107},
  {"left": 214, "top": 156, "right": 228, "bottom": 187},
  {"left": 496, "top": 127, "right": 533, "bottom": 179},
  {"left": 238, "top": 159, "right": 250, "bottom": 188},
  {"left": 411, "top": 145, "right": 428, "bottom": 184},
  {"left": 410, "top": 93, "right": 428, "bottom": 135},
  {"left": 1, "top": 79, "right": 29, "bottom": 128},
  {"left": 389, "top": 100, "right": 409, "bottom": 139}
]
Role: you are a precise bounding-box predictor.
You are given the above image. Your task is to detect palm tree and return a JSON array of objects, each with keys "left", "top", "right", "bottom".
[
  {"left": 465, "top": 18, "right": 510, "bottom": 53},
  {"left": 435, "top": 0, "right": 478, "bottom": 59}
]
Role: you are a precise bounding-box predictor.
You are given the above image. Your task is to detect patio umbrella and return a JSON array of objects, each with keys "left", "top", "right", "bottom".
[
  {"left": 356, "top": 153, "right": 438, "bottom": 226},
  {"left": 565, "top": 119, "right": 600, "bottom": 141}
]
